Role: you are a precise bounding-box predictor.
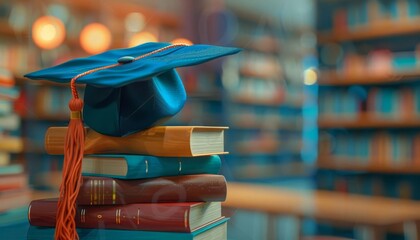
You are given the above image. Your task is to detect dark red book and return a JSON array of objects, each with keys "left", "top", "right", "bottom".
[
  {"left": 77, "top": 174, "right": 226, "bottom": 205},
  {"left": 29, "top": 199, "right": 222, "bottom": 232}
]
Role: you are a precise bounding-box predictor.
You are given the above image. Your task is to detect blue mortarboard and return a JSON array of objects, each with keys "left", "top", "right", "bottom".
[{"left": 25, "top": 42, "right": 240, "bottom": 136}]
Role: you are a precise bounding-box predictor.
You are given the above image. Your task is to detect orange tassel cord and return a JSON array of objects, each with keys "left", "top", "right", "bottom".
[{"left": 54, "top": 77, "right": 85, "bottom": 240}]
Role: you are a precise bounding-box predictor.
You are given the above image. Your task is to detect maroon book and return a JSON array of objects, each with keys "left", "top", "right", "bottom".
[
  {"left": 29, "top": 199, "right": 222, "bottom": 232},
  {"left": 77, "top": 174, "right": 226, "bottom": 205}
]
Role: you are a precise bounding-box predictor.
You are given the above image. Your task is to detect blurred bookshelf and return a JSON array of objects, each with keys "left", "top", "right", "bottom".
[
  {"left": 0, "top": 0, "right": 183, "bottom": 193},
  {"left": 318, "top": 157, "right": 420, "bottom": 174},
  {"left": 318, "top": 114, "right": 420, "bottom": 129},
  {"left": 318, "top": 69, "right": 420, "bottom": 86},
  {"left": 218, "top": 4, "right": 310, "bottom": 183},
  {"left": 316, "top": 0, "right": 420, "bottom": 237},
  {"left": 317, "top": 17, "right": 420, "bottom": 43}
]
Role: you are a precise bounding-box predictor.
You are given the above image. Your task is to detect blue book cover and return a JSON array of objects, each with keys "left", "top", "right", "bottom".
[
  {"left": 0, "top": 164, "right": 23, "bottom": 175},
  {"left": 358, "top": 1, "right": 369, "bottom": 25},
  {"left": 0, "top": 100, "right": 12, "bottom": 116},
  {"left": 0, "top": 86, "right": 19, "bottom": 100},
  {"left": 408, "top": 0, "right": 420, "bottom": 17},
  {"left": 27, "top": 217, "right": 228, "bottom": 240},
  {"left": 0, "top": 206, "right": 27, "bottom": 227},
  {"left": 82, "top": 154, "right": 222, "bottom": 179}
]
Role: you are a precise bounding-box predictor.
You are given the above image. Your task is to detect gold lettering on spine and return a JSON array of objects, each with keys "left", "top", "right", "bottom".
[
  {"left": 98, "top": 180, "right": 102, "bottom": 204},
  {"left": 102, "top": 180, "right": 105, "bottom": 205},
  {"left": 116, "top": 209, "right": 121, "bottom": 224},
  {"left": 184, "top": 209, "right": 188, "bottom": 228},
  {"left": 137, "top": 209, "right": 140, "bottom": 225},
  {"left": 178, "top": 159, "right": 182, "bottom": 174},
  {"left": 94, "top": 180, "right": 98, "bottom": 204},
  {"left": 145, "top": 159, "right": 148, "bottom": 174},
  {"left": 90, "top": 179, "right": 93, "bottom": 205},
  {"left": 112, "top": 180, "right": 116, "bottom": 204},
  {"left": 98, "top": 180, "right": 101, "bottom": 204},
  {"left": 81, "top": 209, "right": 86, "bottom": 223},
  {"left": 28, "top": 205, "right": 32, "bottom": 222}
]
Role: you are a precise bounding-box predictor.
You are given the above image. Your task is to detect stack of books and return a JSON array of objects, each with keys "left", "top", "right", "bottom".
[{"left": 27, "top": 125, "right": 229, "bottom": 239}]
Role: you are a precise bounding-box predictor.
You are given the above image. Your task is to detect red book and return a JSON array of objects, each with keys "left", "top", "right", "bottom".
[
  {"left": 29, "top": 199, "right": 222, "bottom": 232},
  {"left": 77, "top": 174, "right": 226, "bottom": 205},
  {"left": 0, "top": 173, "right": 27, "bottom": 191}
]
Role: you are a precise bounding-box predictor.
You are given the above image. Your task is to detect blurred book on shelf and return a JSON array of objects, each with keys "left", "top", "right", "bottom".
[{"left": 316, "top": 0, "right": 420, "bottom": 237}]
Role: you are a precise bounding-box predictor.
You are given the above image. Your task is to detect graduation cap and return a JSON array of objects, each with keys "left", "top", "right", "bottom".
[
  {"left": 25, "top": 42, "right": 240, "bottom": 240},
  {"left": 25, "top": 42, "right": 240, "bottom": 136}
]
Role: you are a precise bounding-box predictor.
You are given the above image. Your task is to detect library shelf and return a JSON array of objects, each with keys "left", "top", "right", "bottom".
[
  {"left": 0, "top": 21, "right": 28, "bottom": 38},
  {"left": 233, "top": 162, "right": 310, "bottom": 179},
  {"left": 317, "top": 18, "right": 420, "bottom": 43},
  {"left": 187, "top": 91, "right": 223, "bottom": 101},
  {"left": 231, "top": 121, "right": 301, "bottom": 131},
  {"left": 318, "top": 70, "right": 420, "bottom": 86},
  {"left": 31, "top": 190, "right": 59, "bottom": 200},
  {"left": 234, "top": 37, "right": 280, "bottom": 54},
  {"left": 318, "top": 115, "right": 420, "bottom": 129},
  {"left": 20, "top": 115, "right": 69, "bottom": 122},
  {"left": 52, "top": 0, "right": 179, "bottom": 28},
  {"left": 231, "top": 95, "right": 302, "bottom": 108},
  {"left": 318, "top": 158, "right": 420, "bottom": 174},
  {"left": 235, "top": 144, "right": 301, "bottom": 156},
  {"left": 239, "top": 67, "right": 281, "bottom": 80}
]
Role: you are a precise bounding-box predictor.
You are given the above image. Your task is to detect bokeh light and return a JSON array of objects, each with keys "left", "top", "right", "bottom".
[
  {"left": 80, "top": 23, "right": 112, "bottom": 54},
  {"left": 171, "top": 38, "right": 193, "bottom": 45},
  {"left": 128, "top": 32, "right": 157, "bottom": 47},
  {"left": 32, "top": 16, "right": 65, "bottom": 50},
  {"left": 304, "top": 67, "right": 318, "bottom": 85}
]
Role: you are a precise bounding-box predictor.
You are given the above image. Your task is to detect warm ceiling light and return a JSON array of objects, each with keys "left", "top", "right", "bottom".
[
  {"left": 32, "top": 16, "right": 65, "bottom": 50},
  {"left": 128, "top": 32, "right": 157, "bottom": 47},
  {"left": 80, "top": 23, "right": 112, "bottom": 54},
  {"left": 171, "top": 38, "right": 193, "bottom": 45}
]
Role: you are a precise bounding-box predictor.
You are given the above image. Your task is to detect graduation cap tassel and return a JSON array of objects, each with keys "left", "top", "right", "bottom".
[{"left": 54, "top": 78, "right": 85, "bottom": 240}]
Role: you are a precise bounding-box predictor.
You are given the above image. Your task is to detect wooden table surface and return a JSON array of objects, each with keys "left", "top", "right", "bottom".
[{"left": 223, "top": 182, "right": 420, "bottom": 227}]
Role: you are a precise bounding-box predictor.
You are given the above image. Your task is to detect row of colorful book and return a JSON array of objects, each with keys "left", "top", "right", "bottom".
[
  {"left": 329, "top": 0, "right": 420, "bottom": 32},
  {"left": 0, "top": 67, "right": 29, "bottom": 228},
  {"left": 316, "top": 170, "right": 420, "bottom": 200},
  {"left": 319, "top": 85, "right": 420, "bottom": 119},
  {"left": 320, "top": 131, "right": 420, "bottom": 165},
  {"left": 28, "top": 125, "right": 229, "bottom": 240},
  {"left": 346, "top": 50, "right": 418, "bottom": 74}
]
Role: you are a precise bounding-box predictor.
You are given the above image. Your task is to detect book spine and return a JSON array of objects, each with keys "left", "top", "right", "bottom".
[
  {"left": 29, "top": 200, "right": 191, "bottom": 232},
  {"left": 82, "top": 155, "right": 222, "bottom": 179},
  {"left": 45, "top": 126, "right": 194, "bottom": 156},
  {"left": 27, "top": 218, "right": 228, "bottom": 240},
  {"left": 77, "top": 174, "right": 226, "bottom": 205}
]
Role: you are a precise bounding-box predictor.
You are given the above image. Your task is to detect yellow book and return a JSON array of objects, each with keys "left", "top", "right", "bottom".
[
  {"left": 0, "top": 136, "right": 23, "bottom": 153},
  {"left": 45, "top": 126, "right": 228, "bottom": 157}
]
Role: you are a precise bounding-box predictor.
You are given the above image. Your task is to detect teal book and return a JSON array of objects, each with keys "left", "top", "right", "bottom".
[
  {"left": 27, "top": 217, "right": 228, "bottom": 240},
  {"left": 0, "top": 164, "right": 23, "bottom": 175},
  {"left": 81, "top": 154, "right": 221, "bottom": 179}
]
